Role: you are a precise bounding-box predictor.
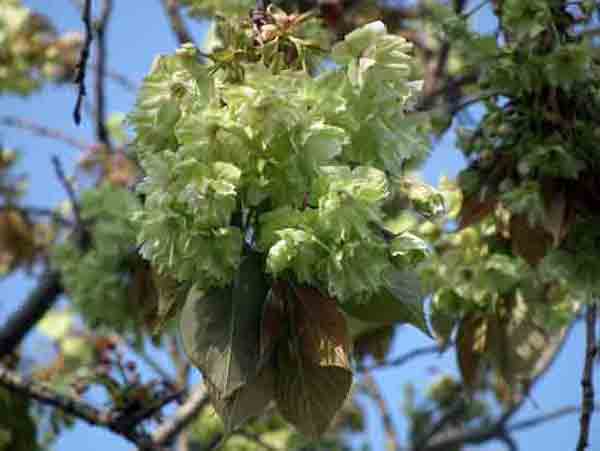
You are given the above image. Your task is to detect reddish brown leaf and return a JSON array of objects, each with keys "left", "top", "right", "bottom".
[
  {"left": 292, "top": 285, "right": 351, "bottom": 369},
  {"left": 459, "top": 195, "right": 497, "bottom": 229},
  {"left": 509, "top": 214, "right": 551, "bottom": 266}
]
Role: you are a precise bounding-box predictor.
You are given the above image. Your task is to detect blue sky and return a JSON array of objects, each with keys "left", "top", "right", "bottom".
[{"left": 1, "top": 1, "right": 598, "bottom": 450}]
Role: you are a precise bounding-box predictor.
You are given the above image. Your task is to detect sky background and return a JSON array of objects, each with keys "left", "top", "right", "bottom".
[{"left": 1, "top": 1, "right": 598, "bottom": 450}]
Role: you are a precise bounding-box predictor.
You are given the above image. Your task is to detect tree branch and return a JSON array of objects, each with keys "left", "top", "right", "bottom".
[
  {"left": 150, "top": 383, "right": 209, "bottom": 448},
  {"left": 0, "top": 270, "right": 63, "bottom": 358},
  {"left": 0, "top": 365, "right": 153, "bottom": 446},
  {"left": 94, "top": 0, "right": 113, "bottom": 150},
  {"left": 160, "top": 0, "right": 197, "bottom": 48},
  {"left": 358, "top": 344, "right": 442, "bottom": 372},
  {"left": 576, "top": 302, "right": 597, "bottom": 451},
  {"left": 0, "top": 116, "right": 90, "bottom": 152},
  {"left": 73, "top": 0, "right": 93, "bottom": 125},
  {"left": 422, "top": 405, "right": 586, "bottom": 451}
]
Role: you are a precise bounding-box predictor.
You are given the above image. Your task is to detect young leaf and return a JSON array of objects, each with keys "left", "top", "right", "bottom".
[
  {"left": 179, "top": 252, "right": 268, "bottom": 397},
  {"left": 341, "top": 270, "right": 429, "bottom": 335}
]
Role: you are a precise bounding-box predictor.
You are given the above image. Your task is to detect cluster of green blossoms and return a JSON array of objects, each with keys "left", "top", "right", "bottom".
[
  {"left": 53, "top": 184, "right": 143, "bottom": 331},
  {"left": 130, "top": 18, "right": 430, "bottom": 305}
]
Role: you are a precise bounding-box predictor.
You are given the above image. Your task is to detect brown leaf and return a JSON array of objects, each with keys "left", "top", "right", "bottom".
[
  {"left": 509, "top": 214, "right": 551, "bottom": 265},
  {"left": 353, "top": 326, "right": 395, "bottom": 363},
  {"left": 456, "top": 314, "right": 487, "bottom": 389},
  {"left": 275, "top": 340, "right": 352, "bottom": 439},
  {"left": 459, "top": 195, "right": 496, "bottom": 229},
  {"left": 292, "top": 285, "right": 351, "bottom": 369}
]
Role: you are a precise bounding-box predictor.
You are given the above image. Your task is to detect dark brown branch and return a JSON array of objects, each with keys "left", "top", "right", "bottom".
[
  {"left": 0, "top": 116, "right": 90, "bottom": 152},
  {"left": 73, "top": 0, "right": 93, "bottom": 125},
  {"left": 0, "top": 270, "right": 63, "bottom": 358},
  {"left": 358, "top": 344, "right": 442, "bottom": 372},
  {"left": 0, "top": 365, "right": 149, "bottom": 446},
  {"left": 160, "top": 0, "right": 197, "bottom": 47},
  {"left": 94, "top": 0, "right": 113, "bottom": 150},
  {"left": 576, "top": 302, "right": 597, "bottom": 451}
]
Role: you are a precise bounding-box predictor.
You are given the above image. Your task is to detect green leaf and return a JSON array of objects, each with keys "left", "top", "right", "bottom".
[
  {"left": 208, "top": 364, "right": 276, "bottom": 433},
  {"left": 179, "top": 252, "right": 268, "bottom": 397},
  {"left": 341, "top": 270, "right": 429, "bottom": 335},
  {"left": 150, "top": 271, "right": 187, "bottom": 336}
]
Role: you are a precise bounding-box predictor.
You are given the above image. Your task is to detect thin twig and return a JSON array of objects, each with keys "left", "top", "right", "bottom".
[
  {"left": 576, "top": 302, "right": 597, "bottom": 451},
  {"left": 94, "top": 0, "right": 113, "bottom": 150},
  {"left": 236, "top": 430, "right": 279, "bottom": 451},
  {"left": 0, "top": 116, "right": 90, "bottom": 152},
  {"left": 51, "top": 156, "right": 82, "bottom": 228},
  {"left": 150, "top": 383, "right": 209, "bottom": 447},
  {"left": 423, "top": 405, "right": 585, "bottom": 451},
  {"left": 160, "top": 0, "right": 197, "bottom": 47},
  {"left": 73, "top": 0, "right": 93, "bottom": 125},
  {"left": 358, "top": 345, "right": 442, "bottom": 372}
]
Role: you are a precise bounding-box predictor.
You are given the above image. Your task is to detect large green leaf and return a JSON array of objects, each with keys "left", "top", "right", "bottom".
[
  {"left": 180, "top": 252, "right": 268, "bottom": 397},
  {"left": 341, "top": 270, "right": 429, "bottom": 335},
  {"left": 208, "top": 364, "right": 276, "bottom": 433}
]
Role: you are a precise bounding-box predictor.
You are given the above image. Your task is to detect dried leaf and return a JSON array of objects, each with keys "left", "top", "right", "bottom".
[
  {"left": 456, "top": 314, "right": 487, "bottom": 389},
  {"left": 179, "top": 252, "right": 268, "bottom": 397}
]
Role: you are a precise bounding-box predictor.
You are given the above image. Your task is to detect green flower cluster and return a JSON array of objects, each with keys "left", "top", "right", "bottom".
[
  {"left": 53, "top": 184, "right": 142, "bottom": 330},
  {"left": 130, "top": 20, "right": 430, "bottom": 302}
]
